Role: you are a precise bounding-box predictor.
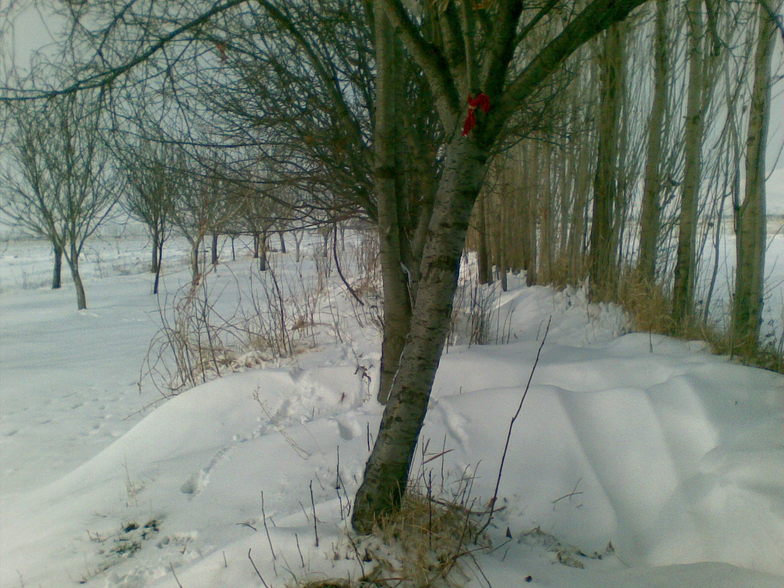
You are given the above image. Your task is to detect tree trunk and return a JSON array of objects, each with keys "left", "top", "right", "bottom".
[
  {"left": 636, "top": 0, "right": 669, "bottom": 284},
  {"left": 252, "top": 231, "right": 260, "bottom": 258},
  {"left": 258, "top": 231, "right": 269, "bottom": 271},
  {"left": 153, "top": 238, "right": 164, "bottom": 295},
  {"left": 732, "top": 5, "right": 774, "bottom": 349},
  {"left": 375, "top": 4, "right": 412, "bottom": 404},
  {"left": 151, "top": 230, "right": 160, "bottom": 273},
  {"left": 672, "top": 0, "right": 706, "bottom": 326},
  {"left": 294, "top": 231, "right": 303, "bottom": 263},
  {"left": 589, "top": 24, "right": 625, "bottom": 301},
  {"left": 69, "top": 257, "right": 87, "bottom": 310},
  {"left": 189, "top": 238, "right": 200, "bottom": 284},
  {"left": 211, "top": 232, "right": 219, "bottom": 265},
  {"left": 353, "top": 135, "right": 488, "bottom": 532},
  {"left": 278, "top": 231, "right": 286, "bottom": 253},
  {"left": 52, "top": 242, "right": 63, "bottom": 289}
]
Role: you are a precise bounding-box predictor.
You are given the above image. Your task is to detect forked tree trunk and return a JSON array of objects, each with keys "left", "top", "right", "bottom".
[
  {"left": 353, "top": 136, "right": 488, "bottom": 532},
  {"left": 732, "top": 5, "right": 775, "bottom": 349}
]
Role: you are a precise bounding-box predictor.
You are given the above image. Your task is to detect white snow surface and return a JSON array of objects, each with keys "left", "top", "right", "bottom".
[{"left": 1, "top": 233, "right": 783, "bottom": 587}]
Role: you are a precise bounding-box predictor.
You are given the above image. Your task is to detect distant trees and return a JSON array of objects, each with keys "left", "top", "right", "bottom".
[
  {"left": 119, "top": 141, "right": 178, "bottom": 294},
  {"left": 1, "top": 91, "right": 119, "bottom": 308}
]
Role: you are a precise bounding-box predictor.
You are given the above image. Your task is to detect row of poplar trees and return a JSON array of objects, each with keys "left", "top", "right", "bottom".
[{"left": 469, "top": 0, "right": 780, "bottom": 354}]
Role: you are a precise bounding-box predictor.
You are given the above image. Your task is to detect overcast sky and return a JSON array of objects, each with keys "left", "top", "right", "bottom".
[{"left": 4, "top": 2, "right": 784, "bottom": 214}]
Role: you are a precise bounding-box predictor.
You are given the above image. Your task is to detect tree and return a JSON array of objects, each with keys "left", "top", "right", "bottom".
[
  {"left": 636, "top": 0, "right": 670, "bottom": 284},
  {"left": 589, "top": 22, "right": 627, "bottom": 300},
  {"left": 119, "top": 140, "right": 177, "bottom": 294},
  {"left": 1, "top": 90, "right": 119, "bottom": 309},
  {"left": 672, "top": 0, "right": 714, "bottom": 326},
  {"left": 351, "top": 0, "right": 649, "bottom": 531},
  {"left": 731, "top": 2, "right": 778, "bottom": 350}
]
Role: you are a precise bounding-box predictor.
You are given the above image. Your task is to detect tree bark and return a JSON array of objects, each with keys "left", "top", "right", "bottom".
[
  {"left": 353, "top": 135, "right": 488, "bottom": 532},
  {"left": 69, "top": 258, "right": 87, "bottom": 310},
  {"left": 589, "top": 23, "right": 625, "bottom": 301},
  {"left": 732, "top": 5, "right": 775, "bottom": 349},
  {"left": 636, "top": 0, "right": 669, "bottom": 284},
  {"left": 211, "top": 232, "right": 219, "bottom": 265},
  {"left": 151, "top": 230, "right": 160, "bottom": 274},
  {"left": 52, "top": 242, "right": 63, "bottom": 289},
  {"left": 258, "top": 231, "right": 268, "bottom": 271},
  {"left": 375, "top": 3, "right": 412, "bottom": 404},
  {"left": 153, "top": 237, "right": 164, "bottom": 295},
  {"left": 672, "top": 0, "right": 706, "bottom": 326}
]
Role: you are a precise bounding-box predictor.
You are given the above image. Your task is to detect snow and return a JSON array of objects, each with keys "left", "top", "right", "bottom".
[{"left": 1, "top": 233, "right": 783, "bottom": 587}]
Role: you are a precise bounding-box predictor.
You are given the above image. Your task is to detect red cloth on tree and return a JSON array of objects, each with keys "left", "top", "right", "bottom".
[{"left": 462, "top": 93, "right": 490, "bottom": 136}]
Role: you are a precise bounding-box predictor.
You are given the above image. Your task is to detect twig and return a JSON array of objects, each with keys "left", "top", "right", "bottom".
[
  {"left": 333, "top": 222, "right": 364, "bottom": 306},
  {"left": 295, "top": 532, "right": 305, "bottom": 568},
  {"left": 261, "top": 491, "right": 277, "bottom": 575},
  {"left": 170, "top": 563, "right": 184, "bottom": 588},
  {"left": 247, "top": 548, "right": 269, "bottom": 588},
  {"left": 551, "top": 478, "right": 583, "bottom": 509},
  {"left": 479, "top": 316, "right": 551, "bottom": 538},
  {"left": 346, "top": 531, "right": 367, "bottom": 579},
  {"left": 309, "top": 480, "right": 319, "bottom": 547}
]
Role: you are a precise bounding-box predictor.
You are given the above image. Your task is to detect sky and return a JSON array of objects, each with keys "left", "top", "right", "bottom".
[{"left": 3, "top": 1, "right": 784, "bottom": 214}]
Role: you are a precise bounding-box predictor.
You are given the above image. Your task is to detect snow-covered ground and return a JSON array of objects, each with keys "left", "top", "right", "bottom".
[{"left": 1, "top": 232, "right": 783, "bottom": 587}]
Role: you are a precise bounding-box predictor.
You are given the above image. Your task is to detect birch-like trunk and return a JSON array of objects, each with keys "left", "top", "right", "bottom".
[
  {"left": 672, "top": 0, "right": 706, "bottom": 325},
  {"left": 732, "top": 5, "right": 775, "bottom": 348},
  {"left": 375, "top": 5, "right": 412, "bottom": 404},
  {"left": 353, "top": 136, "right": 488, "bottom": 532}
]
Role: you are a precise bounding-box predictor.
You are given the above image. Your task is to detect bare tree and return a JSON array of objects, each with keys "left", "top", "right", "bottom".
[
  {"left": 1, "top": 90, "right": 119, "bottom": 309},
  {"left": 732, "top": 2, "right": 778, "bottom": 349},
  {"left": 119, "top": 140, "right": 177, "bottom": 294}
]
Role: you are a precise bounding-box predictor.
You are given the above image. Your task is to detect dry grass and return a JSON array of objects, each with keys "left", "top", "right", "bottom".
[
  {"left": 290, "top": 490, "right": 486, "bottom": 588},
  {"left": 616, "top": 270, "right": 676, "bottom": 335},
  {"left": 615, "top": 269, "right": 784, "bottom": 373}
]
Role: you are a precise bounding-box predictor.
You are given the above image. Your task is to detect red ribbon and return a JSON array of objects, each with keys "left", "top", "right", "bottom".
[{"left": 462, "top": 93, "right": 490, "bottom": 136}]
